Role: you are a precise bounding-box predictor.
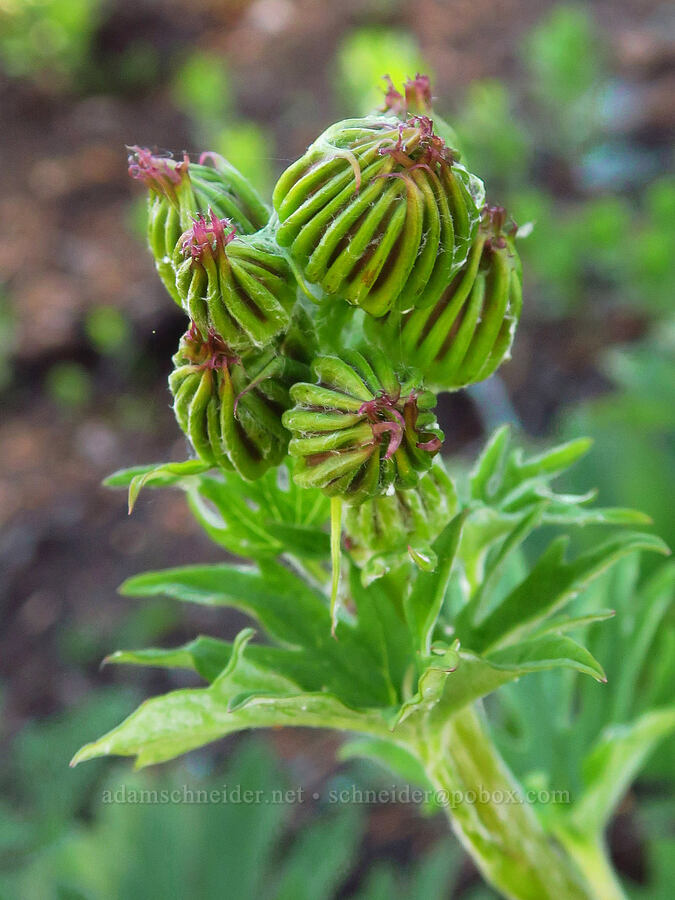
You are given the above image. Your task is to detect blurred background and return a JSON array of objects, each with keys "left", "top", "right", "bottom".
[{"left": 0, "top": 0, "right": 673, "bottom": 897}]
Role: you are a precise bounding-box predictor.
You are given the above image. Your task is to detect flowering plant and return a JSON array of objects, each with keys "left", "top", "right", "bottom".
[{"left": 73, "top": 76, "right": 672, "bottom": 899}]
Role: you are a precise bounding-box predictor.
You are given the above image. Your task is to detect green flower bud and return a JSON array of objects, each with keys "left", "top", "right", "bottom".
[
  {"left": 169, "top": 323, "right": 310, "bottom": 480},
  {"left": 365, "top": 205, "right": 523, "bottom": 390},
  {"left": 128, "top": 147, "right": 269, "bottom": 304},
  {"left": 282, "top": 344, "right": 443, "bottom": 504},
  {"left": 175, "top": 215, "right": 297, "bottom": 352},
  {"left": 344, "top": 458, "right": 457, "bottom": 576},
  {"left": 168, "top": 325, "right": 235, "bottom": 471},
  {"left": 272, "top": 115, "right": 484, "bottom": 316}
]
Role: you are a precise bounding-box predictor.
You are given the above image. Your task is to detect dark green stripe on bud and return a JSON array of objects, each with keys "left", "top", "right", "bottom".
[
  {"left": 128, "top": 147, "right": 269, "bottom": 305},
  {"left": 272, "top": 116, "right": 484, "bottom": 317},
  {"left": 366, "top": 205, "right": 523, "bottom": 391},
  {"left": 175, "top": 216, "right": 297, "bottom": 352},
  {"left": 282, "top": 343, "right": 443, "bottom": 504}
]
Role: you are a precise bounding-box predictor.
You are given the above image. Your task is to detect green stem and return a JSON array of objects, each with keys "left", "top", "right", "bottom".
[
  {"left": 330, "top": 496, "right": 342, "bottom": 634},
  {"left": 555, "top": 828, "right": 627, "bottom": 900},
  {"left": 414, "top": 704, "right": 593, "bottom": 900}
]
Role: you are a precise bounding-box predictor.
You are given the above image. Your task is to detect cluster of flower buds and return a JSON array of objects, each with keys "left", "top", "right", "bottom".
[
  {"left": 130, "top": 75, "right": 524, "bottom": 568},
  {"left": 129, "top": 147, "right": 269, "bottom": 306}
]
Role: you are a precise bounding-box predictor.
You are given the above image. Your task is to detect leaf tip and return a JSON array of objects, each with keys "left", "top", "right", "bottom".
[{"left": 69, "top": 744, "right": 96, "bottom": 767}]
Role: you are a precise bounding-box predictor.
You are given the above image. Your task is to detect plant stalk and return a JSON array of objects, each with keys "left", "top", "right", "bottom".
[
  {"left": 555, "top": 827, "right": 627, "bottom": 900},
  {"left": 415, "top": 703, "right": 594, "bottom": 900}
]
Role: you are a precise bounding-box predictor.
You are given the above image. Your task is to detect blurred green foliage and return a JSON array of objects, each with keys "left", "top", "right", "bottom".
[
  {"left": 524, "top": 4, "right": 604, "bottom": 148},
  {"left": 559, "top": 330, "right": 675, "bottom": 555},
  {"left": 0, "top": 0, "right": 101, "bottom": 86},
  {"left": 447, "top": 6, "right": 674, "bottom": 316},
  {"left": 335, "top": 28, "right": 427, "bottom": 112},
  {"left": 0, "top": 289, "right": 15, "bottom": 392},
  {"left": 85, "top": 306, "right": 132, "bottom": 358},
  {"left": 1, "top": 704, "right": 464, "bottom": 899},
  {"left": 45, "top": 361, "right": 92, "bottom": 409},
  {"left": 170, "top": 51, "right": 275, "bottom": 196}
]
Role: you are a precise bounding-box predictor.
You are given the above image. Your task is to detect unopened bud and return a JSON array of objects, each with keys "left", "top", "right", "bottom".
[
  {"left": 128, "top": 147, "right": 269, "bottom": 305},
  {"left": 367, "top": 204, "right": 522, "bottom": 390},
  {"left": 169, "top": 323, "right": 311, "bottom": 480},
  {"left": 174, "top": 215, "right": 296, "bottom": 352},
  {"left": 344, "top": 459, "right": 457, "bottom": 576},
  {"left": 282, "top": 343, "right": 443, "bottom": 503},
  {"left": 272, "top": 115, "right": 484, "bottom": 317}
]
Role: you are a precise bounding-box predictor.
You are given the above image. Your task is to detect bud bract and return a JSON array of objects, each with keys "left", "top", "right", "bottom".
[
  {"left": 272, "top": 116, "right": 484, "bottom": 316},
  {"left": 282, "top": 344, "right": 443, "bottom": 503},
  {"left": 379, "top": 73, "right": 466, "bottom": 163},
  {"left": 175, "top": 216, "right": 296, "bottom": 352},
  {"left": 366, "top": 205, "right": 522, "bottom": 390}
]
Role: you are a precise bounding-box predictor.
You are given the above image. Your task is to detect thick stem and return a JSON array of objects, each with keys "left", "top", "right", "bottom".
[{"left": 414, "top": 704, "right": 593, "bottom": 900}]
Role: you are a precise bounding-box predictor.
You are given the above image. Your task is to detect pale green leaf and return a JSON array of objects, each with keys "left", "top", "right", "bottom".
[
  {"left": 404, "top": 511, "right": 468, "bottom": 657},
  {"left": 571, "top": 707, "right": 675, "bottom": 835},
  {"left": 457, "top": 531, "right": 669, "bottom": 654},
  {"left": 487, "top": 635, "right": 606, "bottom": 682},
  {"left": 71, "top": 689, "right": 390, "bottom": 768},
  {"left": 105, "top": 635, "right": 232, "bottom": 683},
  {"left": 469, "top": 424, "right": 511, "bottom": 502},
  {"left": 120, "top": 561, "right": 392, "bottom": 707},
  {"left": 104, "top": 460, "right": 210, "bottom": 513}
]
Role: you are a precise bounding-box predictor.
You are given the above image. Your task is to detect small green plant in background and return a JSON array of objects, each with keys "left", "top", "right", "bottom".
[
  {"left": 0, "top": 0, "right": 102, "bottom": 87},
  {"left": 0, "top": 289, "right": 15, "bottom": 391},
  {"left": 171, "top": 51, "right": 275, "bottom": 197},
  {"left": 444, "top": 5, "right": 675, "bottom": 317},
  {"left": 335, "top": 28, "right": 427, "bottom": 113},
  {"left": 67, "top": 69, "right": 674, "bottom": 899}
]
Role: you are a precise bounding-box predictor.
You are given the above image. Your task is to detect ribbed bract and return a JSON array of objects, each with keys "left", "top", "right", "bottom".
[
  {"left": 272, "top": 116, "right": 484, "bottom": 316},
  {"left": 129, "top": 148, "right": 269, "bottom": 305},
  {"left": 175, "top": 217, "right": 296, "bottom": 352},
  {"left": 282, "top": 344, "right": 443, "bottom": 503},
  {"left": 366, "top": 206, "right": 523, "bottom": 390}
]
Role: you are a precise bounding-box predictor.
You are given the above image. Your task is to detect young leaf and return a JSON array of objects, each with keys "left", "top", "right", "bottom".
[
  {"left": 404, "top": 511, "right": 468, "bottom": 658},
  {"left": 486, "top": 635, "right": 607, "bottom": 683},
  {"left": 104, "top": 460, "right": 211, "bottom": 513},
  {"left": 570, "top": 707, "right": 675, "bottom": 836},
  {"left": 349, "top": 566, "right": 411, "bottom": 705},
  {"left": 527, "top": 609, "right": 615, "bottom": 640},
  {"left": 71, "top": 689, "right": 390, "bottom": 769},
  {"left": 457, "top": 531, "right": 669, "bottom": 654},
  {"left": 469, "top": 424, "right": 511, "bottom": 502},
  {"left": 105, "top": 635, "right": 233, "bottom": 682},
  {"left": 120, "top": 560, "right": 393, "bottom": 707}
]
